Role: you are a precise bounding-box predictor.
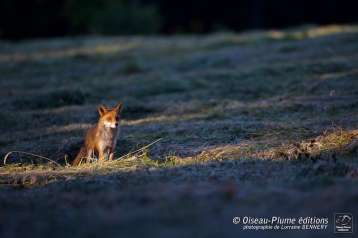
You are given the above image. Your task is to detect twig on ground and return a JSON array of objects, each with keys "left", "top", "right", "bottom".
[
  {"left": 117, "top": 138, "right": 163, "bottom": 160},
  {"left": 3, "top": 151, "right": 62, "bottom": 167}
]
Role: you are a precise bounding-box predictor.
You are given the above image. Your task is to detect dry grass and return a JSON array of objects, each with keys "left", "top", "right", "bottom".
[
  {"left": 1, "top": 128, "right": 357, "bottom": 187},
  {"left": 264, "top": 128, "right": 358, "bottom": 160}
]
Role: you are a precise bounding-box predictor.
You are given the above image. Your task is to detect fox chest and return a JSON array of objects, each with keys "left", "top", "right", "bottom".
[{"left": 96, "top": 129, "right": 118, "bottom": 151}]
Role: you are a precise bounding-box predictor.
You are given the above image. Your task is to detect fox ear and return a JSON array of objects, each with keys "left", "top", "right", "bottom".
[
  {"left": 98, "top": 105, "right": 108, "bottom": 116},
  {"left": 114, "top": 102, "right": 123, "bottom": 113}
]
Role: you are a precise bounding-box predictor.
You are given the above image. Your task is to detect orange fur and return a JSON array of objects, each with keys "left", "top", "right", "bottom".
[{"left": 72, "top": 102, "right": 123, "bottom": 166}]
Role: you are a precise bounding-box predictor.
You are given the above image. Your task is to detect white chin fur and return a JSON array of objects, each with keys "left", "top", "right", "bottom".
[{"left": 104, "top": 122, "right": 116, "bottom": 128}]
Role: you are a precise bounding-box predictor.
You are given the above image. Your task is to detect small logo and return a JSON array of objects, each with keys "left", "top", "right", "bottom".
[
  {"left": 334, "top": 213, "right": 353, "bottom": 233},
  {"left": 233, "top": 217, "right": 241, "bottom": 224}
]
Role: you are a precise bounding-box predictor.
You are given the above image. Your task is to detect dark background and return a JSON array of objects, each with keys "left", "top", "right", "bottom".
[{"left": 1, "top": 0, "right": 357, "bottom": 40}]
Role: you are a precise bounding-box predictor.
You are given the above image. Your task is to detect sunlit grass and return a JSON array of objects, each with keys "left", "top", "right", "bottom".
[{"left": 1, "top": 127, "right": 357, "bottom": 188}]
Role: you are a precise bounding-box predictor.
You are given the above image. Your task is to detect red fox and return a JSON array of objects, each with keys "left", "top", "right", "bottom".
[{"left": 72, "top": 102, "right": 123, "bottom": 166}]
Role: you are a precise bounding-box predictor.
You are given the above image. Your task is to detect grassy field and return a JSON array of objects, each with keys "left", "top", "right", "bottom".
[{"left": 0, "top": 25, "right": 358, "bottom": 237}]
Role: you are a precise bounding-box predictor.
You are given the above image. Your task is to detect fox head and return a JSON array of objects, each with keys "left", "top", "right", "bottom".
[{"left": 98, "top": 102, "right": 123, "bottom": 129}]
